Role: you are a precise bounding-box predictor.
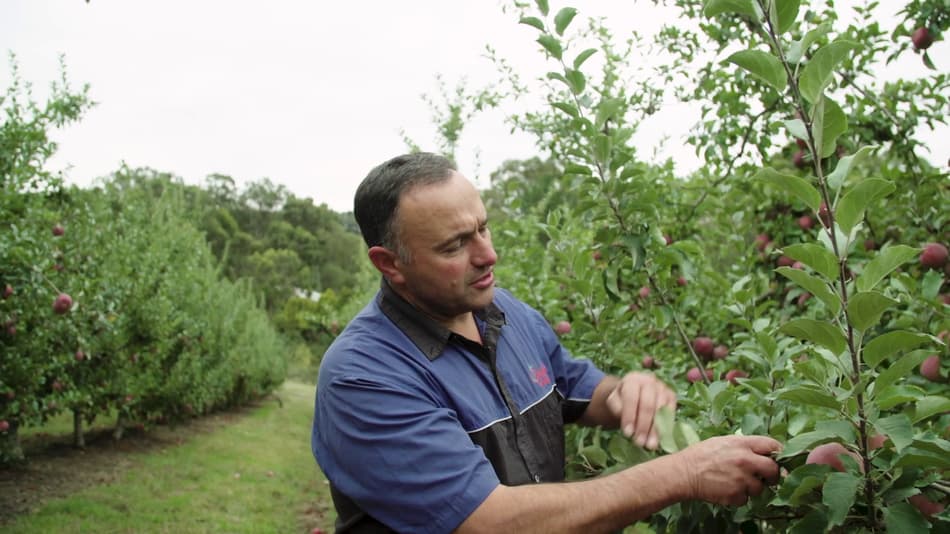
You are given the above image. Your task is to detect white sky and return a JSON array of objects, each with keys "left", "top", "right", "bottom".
[{"left": 2, "top": 1, "right": 946, "bottom": 213}]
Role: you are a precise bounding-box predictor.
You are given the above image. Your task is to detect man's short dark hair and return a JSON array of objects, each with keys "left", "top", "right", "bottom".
[{"left": 354, "top": 152, "right": 457, "bottom": 254}]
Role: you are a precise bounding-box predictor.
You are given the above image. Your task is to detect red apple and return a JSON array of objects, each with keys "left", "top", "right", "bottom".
[
  {"left": 776, "top": 255, "right": 795, "bottom": 267},
  {"left": 0, "top": 420, "right": 9, "bottom": 432},
  {"left": 51, "top": 380, "right": 64, "bottom": 392},
  {"left": 920, "top": 243, "right": 948, "bottom": 269},
  {"left": 920, "top": 355, "right": 941, "bottom": 382},
  {"left": 864, "top": 239, "right": 877, "bottom": 251},
  {"left": 52, "top": 224, "right": 65, "bottom": 236},
  {"left": 797, "top": 293, "right": 812, "bottom": 307},
  {"left": 2, "top": 284, "right": 12, "bottom": 299},
  {"left": 723, "top": 369, "right": 748, "bottom": 385},
  {"left": 664, "top": 234, "right": 673, "bottom": 245},
  {"left": 791, "top": 261, "right": 804, "bottom": 270},
  {"left": 638, "top": 286, "right": 651, "bottom": 300},
  {"left": 868, "top": 433, "right": 888, "bottom": 450},
  {"left": 909, "top": 493, "right": 945, "bottom": 518},
  {"left": 52, "top": 293, "right": 73, "bottom": 314},
  {"left": 754, "top": 234, "right": 771, "bottom": 252},
  {"left": 795, "top": 138, "right": 807, "bottom": 149},
  {"left": 806, "top": 442, "right": 863, "bottom": 473},
  {"left": 912, "top": 27, "right": 934, "bottom": 51},
  {"left": 553, "top": 321, "right": 572, "bottom": 335},
  {"left": 818, "top": 202, "right": 832, "bottom": 228},
  {"left": 793, "top": 150, "right": 807, "bottom": 169},
  {"left": 712, "top": 345, "right": 729, "bottom": 360},
  {"left": 797, "top": 215, "right": 814, "bottom": 230},
  {"left": 692, "top": 337, "right": 715, "bottom": 360},
  {"left": 642, "top": 355, "right": 656, "bottom": 369},
  {"left": 75, "top": 350, "right": 85, "bottom": 362},
  {"left": 686, "top": 367, "right": 714, "bottom": 383},
  {"left": 676, "top": 276, "right": 687, "bottom": 287}
]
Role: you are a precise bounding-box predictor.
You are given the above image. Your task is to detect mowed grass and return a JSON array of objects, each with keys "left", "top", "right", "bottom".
[{"left": 5, "top": 380, "right": 334, "bottom": 534}]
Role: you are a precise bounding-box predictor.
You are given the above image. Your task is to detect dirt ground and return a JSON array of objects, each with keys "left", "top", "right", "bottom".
[{"left": 0, "top": 410, "right": 247, "bottom": 526}]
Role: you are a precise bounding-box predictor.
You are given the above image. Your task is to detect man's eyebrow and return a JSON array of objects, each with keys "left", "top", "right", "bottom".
[{"left": 434, "top": 217, "right": 488, "bottom": 249}]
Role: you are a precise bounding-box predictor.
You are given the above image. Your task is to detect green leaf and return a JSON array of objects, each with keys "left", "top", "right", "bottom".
[
  {"left": 875, "top": 384, "right": 926, "bottom": 410},
  {"left": 799, "top": 41, "right": 861, "bottom": 103},
  {"left": 655, "top": 405, "right": 678, "bottom": 453},
  {"left": 554, "top": 7, "right": 577, "bottom": 36},
  {"left": 703, "top": 0, "right": 758, "bottom": 18},
  {"left": 836, "top": 179, "right": 896, "bottom": 234},
  {"left": 579, "top": 444, "right": 608, "bottom": 467},
  {"left": 823, "top": 472, "right": 861, "bottom": 527},
  {"left": 593, "top": 134, "right": 611, "bottom": 165},
  {"left": 787, "top": 22, "right": 832, "bottom": 64},
  {"left": 788, "top": 510, "right": 829, "bottom": 534},
  {"left": 774, "top": 464, "right": 826, "bottom": 505},
  {"left": 726, "top": 50, "right": 787, "bottom": 92},
  {"left": 818, "top": 96, "right": 846, "bottom": 158},
  {"left": 896, "top": 449, "right": 950, "bottom": 469},
  {"left": 564, "top": 68, "right": 585, "bottom": 93},
  {"left": 922, "top": 269, "right": 943, "bottom": 299},
  {"left": 519, "top": 16, "right": 545, "bottom": 32},
  {"left": 856, "top": 245, "right": 920, "bottom": 291},
  {"left": 783, "top": 118, "right": 807, "bottom": 142},
  {"left": 847, "top": 291, "right": 897, "bottom": 332},
  {"left": 755, "top": 168, "right": 821, "bottom": 211},
  {"left": 826, "top": 144, "right": 877, "bottom": 192},
  {"left": 884, "top": 502, "right": 932, "bottom": 532},
  {"left": 872, "top": 414, "right": 914, "bottom": 452},
  {"left": 551, "top": 101, "right": 579, "bottom": 118},
  {"left": 777, "top": 385, "right": 841, "bottom": 410},
  {"left": 537, "top": 35, "right": 563, "bottom": 60},
  {"left": 573, "top": 48, "right": 597, "bottom": 69},
  {"left": 874, "top": 352, "right": 931, "bottom": 395},
  {"left": 673, "top": 421, "right": 701, "bottom": 450},
  {"left": 778, "top": 420, "right": 854, "bottom": 459},
  {"left": 782, "top": 243, "right": 839, "bottom": 279},
  {"left": 914, "top": 396, "right": 950, "bottom": 423},
  {"left": 863, "top": 330, "right": 931, "bottom": 368},
  {"left": 780, "top": 319, "right": 847, "bottom": 355},
  {"left": 774, "top": 0, "right": 801, "bottom": 34},
  {"left": 535, "top": 0, "right": 549, "bottom": 16},
  {"left": 594, "top": 97, "right": 625, "bottom": 130},
  {"left": 776, "top": 267, "right": 840, "bottom": 314},
  {"left": 607, "top": 432, "right": 650, "bottom": 466}
]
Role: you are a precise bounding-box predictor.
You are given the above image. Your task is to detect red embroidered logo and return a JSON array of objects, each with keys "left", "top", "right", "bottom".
[{"left": 530, "top": 365, "right": 551, "bottom": 387}]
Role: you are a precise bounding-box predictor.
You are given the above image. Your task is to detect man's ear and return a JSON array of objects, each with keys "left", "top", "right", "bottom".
[{"left": 367, "top": 246, "right": 405, "bottom": 284}]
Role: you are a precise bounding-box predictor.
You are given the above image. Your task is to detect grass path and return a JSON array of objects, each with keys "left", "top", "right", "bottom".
[{"left": 2, "top": 380, "right": 334, "bottom": 533}]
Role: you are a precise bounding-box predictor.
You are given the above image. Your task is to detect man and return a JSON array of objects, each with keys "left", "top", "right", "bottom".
[{"left": 311, "top": 152, "right": 781, "bottom": 533}]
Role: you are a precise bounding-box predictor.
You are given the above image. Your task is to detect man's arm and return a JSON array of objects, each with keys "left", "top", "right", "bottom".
[
  {"left": 577, "top": 373, "right": 678, "bottom": 450},
  {"left": 455, "top": 434, "right": 782, "bottom": 533}
]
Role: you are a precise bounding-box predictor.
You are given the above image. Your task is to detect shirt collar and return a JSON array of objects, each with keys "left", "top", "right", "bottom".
[{"left": 377, "top": 279, "right": 506, "bottom": 361}]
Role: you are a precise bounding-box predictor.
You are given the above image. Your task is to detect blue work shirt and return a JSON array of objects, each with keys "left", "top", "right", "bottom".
[{"left": 312, "top": 282, "right": 605, "bottom": 533}]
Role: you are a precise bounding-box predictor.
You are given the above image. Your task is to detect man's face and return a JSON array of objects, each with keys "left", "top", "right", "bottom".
[{"left": 389, "top": 171, "right": 498, "bottom": 325}]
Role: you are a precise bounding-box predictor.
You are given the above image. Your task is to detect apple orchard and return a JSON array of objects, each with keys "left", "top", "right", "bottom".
[{"left": 4, "top": 0, "right": 950, "bottom": 532}]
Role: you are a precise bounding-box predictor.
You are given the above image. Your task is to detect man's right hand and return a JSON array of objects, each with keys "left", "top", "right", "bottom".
[{"left": 674, "top": 435, "right": 783, "bottom": 506}]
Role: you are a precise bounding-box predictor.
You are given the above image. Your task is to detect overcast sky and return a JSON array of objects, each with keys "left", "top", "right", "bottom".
[{"left": 2, "top": 1, "right": 946, "bottom": 213}]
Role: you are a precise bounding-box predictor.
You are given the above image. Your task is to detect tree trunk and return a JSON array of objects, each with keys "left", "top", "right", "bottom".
[
  {"left": 113, "top": 411, "right": 125, "bottom": 441},
  {"left": 0, "top": 420, "right": 25, "bottom": 465},
  {"left": 73, "top": 409, "right": 85, "bottom": 448}
]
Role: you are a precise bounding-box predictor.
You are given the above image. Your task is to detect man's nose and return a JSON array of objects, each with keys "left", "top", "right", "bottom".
[{"left": 471, "top": 233, "right": 497, "bottom": 267}]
